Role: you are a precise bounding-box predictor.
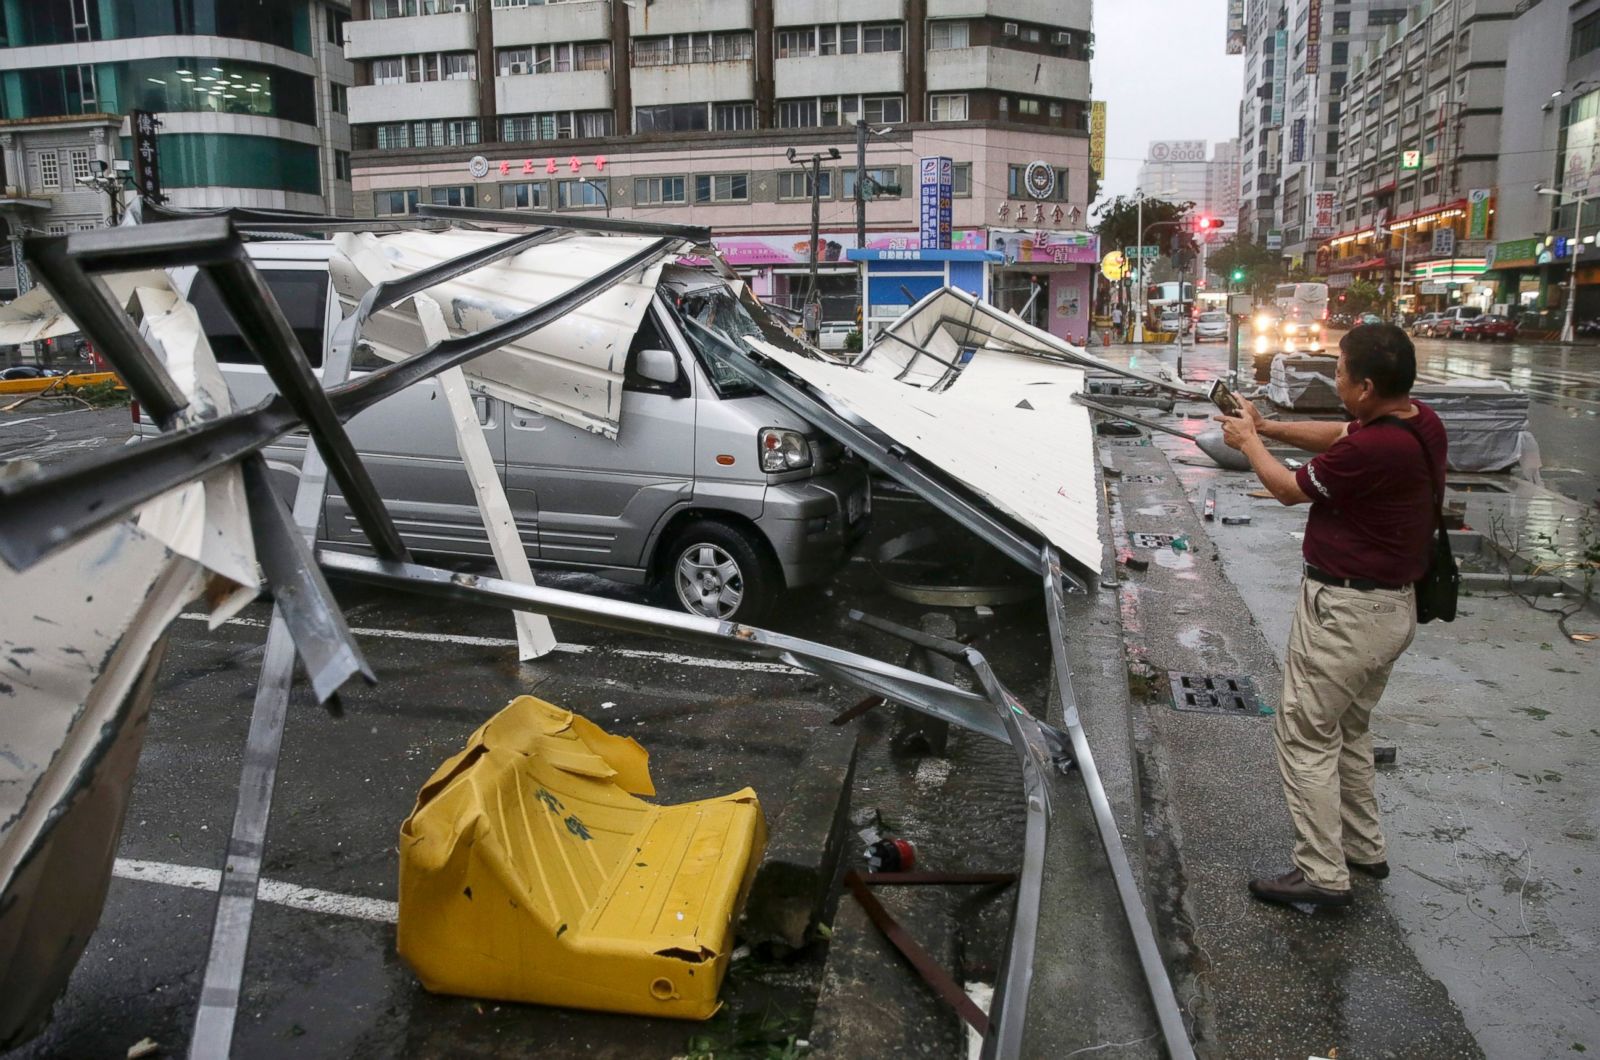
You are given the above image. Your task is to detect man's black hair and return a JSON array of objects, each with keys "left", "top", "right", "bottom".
[{"left": 1339, "top": 323, "right": 1415, "bottom": 398}]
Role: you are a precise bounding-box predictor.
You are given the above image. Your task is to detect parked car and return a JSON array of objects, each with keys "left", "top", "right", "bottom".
[
  {"left": 1436, "top": 305, "right": 1484, "bottom": 339},
  {"left": 1358, "top": 312, "right": 1384, "bottom": 326},
  {"left": 1194, "top": 311, "right": 1229, "bottom": 342},
  {"left": 0, "top": 365, "right": 67, "bottom": 381},
  {"left": 1410, "top": 312, "right": 1443, "bottom": 337},
  {"left": 1157, "top": 312, "right": 1190, "bottom": 336},
  {"left": 140, "top": 241, "right": 872, "bottom": 622},
  {"left": 817, "top": 320, "right": 856, "bottom": 352},
  {"left": 1461, "top": 314, "right": 1518, "bottom": 341}
]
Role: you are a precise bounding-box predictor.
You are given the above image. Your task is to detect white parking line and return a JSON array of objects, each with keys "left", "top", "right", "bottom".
[
  {"left": 176, "top": 612, "right": 806, "bottom": 675},
  {"left": 113, "top": 857, "right": 398, "bottom": 924}
]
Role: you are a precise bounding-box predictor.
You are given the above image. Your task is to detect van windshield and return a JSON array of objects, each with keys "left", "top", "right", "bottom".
[{"left": 664, "top": 286, "right": 782, "bottom": 398}]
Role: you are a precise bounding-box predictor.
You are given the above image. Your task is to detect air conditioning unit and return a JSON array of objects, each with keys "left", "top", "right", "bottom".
[
  {"left": 452, "top": 3, "right": 468, "bottom": 12},
  {"left": 1054, "top": 31, "right": 1071, "bottom": 45},
  {"left": 1002, "top": 21, "right": 1018, "bottom": 36},
  {"left": 509, "top": 61, "right": 527, "bottom": 74}
]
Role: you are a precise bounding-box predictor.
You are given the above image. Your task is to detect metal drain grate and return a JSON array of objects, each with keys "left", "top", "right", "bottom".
[
  {"left": 1129, "top": 532, "right": 1176, "bottom": 549},
  {"left": 1122, "top": 474, "right": 1161, "bottom": 484},
  {"left": 1107, "top": 438, "right": 1152, "bottom": 447},
  {"left": 1169, "top": 672, "right": 1261, "bottom": 715}
]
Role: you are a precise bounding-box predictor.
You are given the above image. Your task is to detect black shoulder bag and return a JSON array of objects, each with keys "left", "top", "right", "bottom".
[{"left": 1385, "top": 415, "right": 1459, "bottom": 623}]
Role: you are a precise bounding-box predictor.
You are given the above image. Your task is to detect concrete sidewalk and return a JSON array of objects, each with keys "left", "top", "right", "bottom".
[{"left": 1114, "top": 405, "right": 1598, "bottom": 1059}]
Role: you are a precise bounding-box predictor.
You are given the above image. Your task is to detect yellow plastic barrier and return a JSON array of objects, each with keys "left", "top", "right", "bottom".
[
  {"left": 397, "top": 695, "right": 766, "bottom": 1020},
  {"left": 0, "top": 371, "right": 119, "bottom": 396}
]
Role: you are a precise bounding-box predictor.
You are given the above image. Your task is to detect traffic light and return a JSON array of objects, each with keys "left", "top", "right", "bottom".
[
  {"left": 1194, "top": 215, "right": 1225, "bottom": 233},
  {"left": 1230, "top": 267, "right": 1246, "bottom": 283}
]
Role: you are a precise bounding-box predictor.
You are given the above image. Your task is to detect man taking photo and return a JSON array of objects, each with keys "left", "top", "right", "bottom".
[{"left": 1217, "top": 324, "right": 1448, "bottom": 909}]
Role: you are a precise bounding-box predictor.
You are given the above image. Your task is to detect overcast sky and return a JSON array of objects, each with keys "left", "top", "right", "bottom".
[{"left": 1090, "top": 1, "right": 1246, "bottom": 210}]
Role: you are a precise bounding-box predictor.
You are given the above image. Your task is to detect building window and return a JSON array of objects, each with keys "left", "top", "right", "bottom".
[
  {"left": 1048, "top": 102, "right": 1063, "bottom": 119},
  {"left": 776, "top": 29, "right": 816, "bottom": 58},
  {"left": 863, "top": 96, "right": 903, "bottom": 124},
  {"left": 1021, "top": 27, "right": 1041, "bottom": 43},
  {"left": 1017, "top": 98, "right": 1041, "bottom": 116},
  {"left": 326, "top": 9, "right": 348, "bottom": 44},
  {"left": 334, "top": 149, "right": 351, "bottom": 181},
  {"left": 47, "top": 223, "right": 70, "bottom": 236},
  {"left": 578, "top": 112, "right": 613, "bottom": 137},
  {"left": 635, "top": 103, "right": 708, "bottom": 133},
  {"left": 841, "top": 167, "right": 899, "bottom": 198},
  {"left": 929, "top": 93, "right": 967, "bottom": 122},
  {"left": 371, "top": 118, "right": 480, "bottom": 148},
  {"left": 694, "top": 173, "right": 748, "bottom": 203},
  {"left": 928, "top": 21, "right": 968, "bottom": 50},
  {"left": 1576, "top": 13, "right": 1600, "bottom": 61},
  {"left": 863, "top": 23, "right": 903, "bottom": 53},
  {"left": 633, "top": 32, "right": 752, "bottom": 66},
  {"left": 1006, "top": 163, "right": 1069, "bottom": 201},
  {"left": 373, "top": 58, "right": 405, "bottom": 85},
  {"left": 635, "top": 176, "right": 687, "bottom": 204},
  {"left": 557, "top": 178, "right": 609, "bottom": 208},
  {"left": 499, "top": 181, "right": 548, "bottom": 209},
  {"left": 713, "top": 102, "right": 755, "bottom": 130},
  {"left": 502, "top": 113, "right": 591, "bottom": 140},
  {"left": 952, "top": 162, "right": 971, "bottom": 196},
  {"left": 431, "top": 185, "right": 476, "bottom": 207},
  {"left": 778, "top": 169, "right": 831, "bottom": 199},
  {"left": 69, "top": 149, "right": 93, "bottom": 183},
  {"left": 37, "top": 152, "right": 60, "bottom": 189},
  {"left": 376, "top": 189, "right": 422, "bottom": 215},
  {"left": 331, "top": 82, "right": 348, "bottom": 114},
  {"left": 371, "top": 0, "right": 474, "bottom": 16},
  {"left": 776, "top": 99, "right": 818, "bottom": 127}
]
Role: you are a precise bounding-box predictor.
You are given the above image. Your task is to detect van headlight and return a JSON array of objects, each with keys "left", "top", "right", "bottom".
[
  {"left": 760, "top": 428, "right": 813, "bottom": 472},
  {"left": 1254, "top": 334, "right": 1270, "bottom": 354}
]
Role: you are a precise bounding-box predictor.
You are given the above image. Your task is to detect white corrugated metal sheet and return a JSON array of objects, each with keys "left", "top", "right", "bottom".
[{"left": 330, "top": 230, "right": 676, "bottom": 440}]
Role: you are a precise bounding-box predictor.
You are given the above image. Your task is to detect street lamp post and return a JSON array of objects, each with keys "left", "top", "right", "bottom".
[
  {"left": 578, "top": 176, "right": 611, "bottom": 217},
  {"left": 788, "top": 145, "right": 841, "bottom": 346},
  {"left": 1538, "top": 185, "right": 1584, "bottom": 343}
]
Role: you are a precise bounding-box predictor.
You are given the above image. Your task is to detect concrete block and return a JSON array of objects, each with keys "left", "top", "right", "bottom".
[{"left": 740, "top": 724, "right": 859, "bottom": 951}]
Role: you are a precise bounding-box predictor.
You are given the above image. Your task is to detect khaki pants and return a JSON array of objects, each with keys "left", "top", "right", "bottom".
[{"left": 1278, "top": 577, "right": 1416, "bottom": 890}]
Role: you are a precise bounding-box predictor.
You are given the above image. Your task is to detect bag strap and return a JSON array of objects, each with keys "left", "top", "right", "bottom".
[{"left": 1380, "top": 411, "right": 1445, "bottom": 534}]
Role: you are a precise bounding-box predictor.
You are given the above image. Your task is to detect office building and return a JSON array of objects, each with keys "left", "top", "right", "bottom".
[
  {"left": 342, "top": 0, "right": 1101, "bottom": 341},
  {"left": 1, "top": 1, "right": 353, "bottom": 299}
]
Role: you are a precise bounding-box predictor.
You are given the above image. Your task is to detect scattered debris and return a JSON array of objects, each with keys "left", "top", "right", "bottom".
[
  {"left": 866, "top": 838, "right": 917, "bottom": 873},
  {"left": 1373, "top": 746, "right": 1397, "bottom": 766},
  {"left": 1203, "top": 488, "right": 1217, "bottom": 522},
  {"left": 126, "top": 1037, "right": 161, "bottom": 1059},
  {"left": 1221, "top": 516, "right": 1253, "bottom": 526},
  {"left": 1247, "top": 489, "right": 1276, "bottom": 499}
]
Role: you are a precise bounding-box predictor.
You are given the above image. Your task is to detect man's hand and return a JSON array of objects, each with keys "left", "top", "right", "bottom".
[{"left": 1214, "top": 410, "right": 1260, "bottom": 451}]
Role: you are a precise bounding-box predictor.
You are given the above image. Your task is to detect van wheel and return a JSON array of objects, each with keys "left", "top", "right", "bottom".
[{"left": 663, "top": 520, "right": 779, "bottom": 623}]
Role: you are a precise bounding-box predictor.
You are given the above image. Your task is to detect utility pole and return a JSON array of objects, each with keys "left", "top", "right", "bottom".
[
  {"left": 1133, "top": 192, "right": 1146, "bottom": 343},
  {"left": 855, "top": 119, "right": 868, "bottom": 330},
  {"left": 788, "top": 145, "right": 841, "bottom": 346}
]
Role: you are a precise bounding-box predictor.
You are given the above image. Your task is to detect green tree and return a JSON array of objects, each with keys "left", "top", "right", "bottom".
[
  {"left": 1342, "top": 279, "right": 1381, "bottom": 314},
  {"left": 1206, "top": 234, "right": 1285, "bottom": 296},
  {"left": 1092, "top": 195, "right": 1197, "bottom": 257}
]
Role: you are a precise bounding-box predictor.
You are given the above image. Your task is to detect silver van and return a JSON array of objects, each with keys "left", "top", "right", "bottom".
[{"left": 142, "top": 240, "right": 870, "bottom": 621}]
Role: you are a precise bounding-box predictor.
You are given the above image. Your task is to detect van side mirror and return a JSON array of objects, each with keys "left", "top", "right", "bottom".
[{"left": 636, "top": 348, "right": 679, "bottom": 385}]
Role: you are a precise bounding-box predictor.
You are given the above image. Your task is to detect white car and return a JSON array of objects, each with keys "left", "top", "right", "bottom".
[
  {"left": 1194, "top": 311, "right": 1229, "bottom": 342},
  {"left": 817, "top": 321, "right": 856, "bottom": 351},
  {"left": 1158, "top": 313, "right": 1189, "bottom": 335}
]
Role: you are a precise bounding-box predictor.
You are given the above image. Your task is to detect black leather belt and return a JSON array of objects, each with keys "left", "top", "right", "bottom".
[{"left": 1305, "top": 565, "right": 1407, "bottom": 592}]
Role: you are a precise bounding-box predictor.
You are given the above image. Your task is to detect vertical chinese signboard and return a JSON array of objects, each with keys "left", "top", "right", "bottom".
[
  {"left": 130, "top": 109, "right": 165, "bottom": 204},
  {"left": 1306, "top": 0, "right": 1322, "bottom": 74},
  {"left": 1089, "top": 101, "right": 1107, "bottom": 186},
  {"left": 1467, "top": 188, "right": 1492, "bottom": 241},
  {"left": 1226, "top": 0, "right": 1245, "bottom": 54},
  {"left": 1271, "top": 30, "right": 1288, "bottom": 126},
  {"left": 919, "top": 156, "right": 952, "bottom": 250},
  {"left": 1311, "top": 191, "right": 1336, "bottom": 238},
  {"left": 1291, "top": 118, "right": 1305, "bottom": 163}
]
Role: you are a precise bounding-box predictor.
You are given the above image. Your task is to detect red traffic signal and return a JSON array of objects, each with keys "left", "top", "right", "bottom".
[{"left": 1193, "top": 215, "right": 1225, "bottom": 231}]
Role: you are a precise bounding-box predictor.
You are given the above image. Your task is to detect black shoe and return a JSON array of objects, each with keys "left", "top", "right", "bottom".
[
  {"left": 1248, "top": 868, "right": 1352, "bottom": 908},
  {"left": 1347, "top": 859, "right": 1390, "bottom": 880}
]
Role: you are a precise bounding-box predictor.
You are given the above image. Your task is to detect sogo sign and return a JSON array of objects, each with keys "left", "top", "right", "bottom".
[{"left": 1148, "top": 141, "right": 1207, "bottom": 164}]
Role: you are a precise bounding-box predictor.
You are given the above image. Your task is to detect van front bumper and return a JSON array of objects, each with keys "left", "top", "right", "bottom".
[{"left": 758, "top": 461, "right": 872, "bottom": 588}]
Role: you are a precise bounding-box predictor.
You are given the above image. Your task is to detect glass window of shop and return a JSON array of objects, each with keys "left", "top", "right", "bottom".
[
  {"left": 120, "top": 132, "right": 321, "bottom": 195},
  {"left": 2, "top": 59, "right": 314, "bottom": 123},
  {"left": 2, "top": 0, "right": 311, "bottom": 53}
]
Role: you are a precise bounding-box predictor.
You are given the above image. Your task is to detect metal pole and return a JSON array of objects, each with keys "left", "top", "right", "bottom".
[
  {"left": 1564, "top": 189, "right": 1583, "bottom": 343},
  {"left": 807, "top": 152, "right": 823, "bottom": 345},
  {"left": 856, "top": 119, "right": 868, "bottom": 328},
  {"left": 1132, "top": 192, "right": 1146, "bottom": 343}
]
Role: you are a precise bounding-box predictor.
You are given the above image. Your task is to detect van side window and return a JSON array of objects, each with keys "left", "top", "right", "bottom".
[
  {"left": 187, "top": 269, "right": 327, "bottom": 368},
  {"left": 623, "top": 310, "right": 685, "bottom": 395}
]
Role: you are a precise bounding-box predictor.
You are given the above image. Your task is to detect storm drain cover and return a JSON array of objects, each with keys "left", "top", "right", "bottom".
[
  {"left": 1169, "top": 672, "right": 1261, "bottom": 715},
  {"left": 1129, "top": 532, "right": 1177, "bottom": 549},
  {"left": 1122, "top": 474, "right": 1162, "bottom": 484},
  {"left": 1107, "top": 438, "right": 1152, "bottom": 447}
]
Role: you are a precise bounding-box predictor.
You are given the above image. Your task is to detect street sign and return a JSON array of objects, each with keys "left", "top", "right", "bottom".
[
  {"left": 1468, "top": 188, "right": 1492, "bottom": 240},
  {"left": 1100, "top": 251, "right": 1127, "bottom": 281},
  {"left": 918, "top": 156, "right": 953, "bottom": 250},
  {"left": 1266, "top": 230, "right": 1283, "bottom": 251},
  {"left": 1401, "top": 149, "right": 1422, "bottom": 170},
  {"left": 1432, "top": 227, "right": 1456, "bottom": 257},
  {"left": 1131, "top": 244, "right": 1160, "bottom": 259},
  {"left": 130, "top": 109, "right": 165, "bottom": 204}
]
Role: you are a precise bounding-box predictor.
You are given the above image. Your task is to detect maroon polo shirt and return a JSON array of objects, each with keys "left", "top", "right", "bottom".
[{"left": 1293, "top": 402, "right": 1448, "bottom": 585}]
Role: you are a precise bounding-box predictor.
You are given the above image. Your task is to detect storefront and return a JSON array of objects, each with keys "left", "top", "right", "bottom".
[
  {"left": 986, "top": 228, "right": 1098, "bottom": 345},
  {"left": 847, "top": 247, "right": 1001, "bottom": 337}
]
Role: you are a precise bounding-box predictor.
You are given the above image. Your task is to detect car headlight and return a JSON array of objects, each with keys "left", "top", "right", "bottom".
[
  {"left": 1254, "top": 314, "right": 1270, "bottom": 331},
  {"left": 759, "top": 428, "right": 813, "bottom": 473},
  {"left": 1254, "top": 335, "right": 1270, "bottom": 353},
  {"left": 1310, "top": 322, "right": 1321, "bottom": 334}
]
